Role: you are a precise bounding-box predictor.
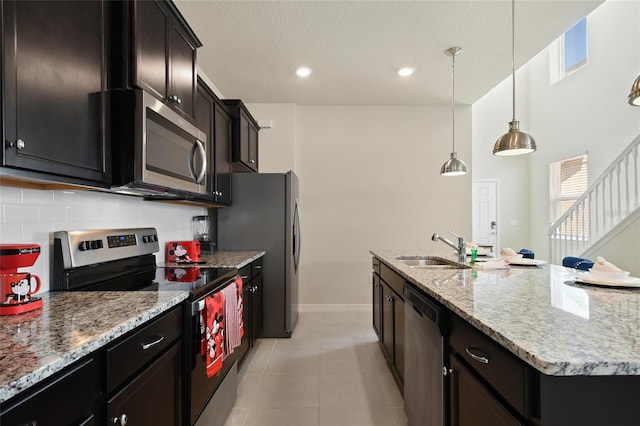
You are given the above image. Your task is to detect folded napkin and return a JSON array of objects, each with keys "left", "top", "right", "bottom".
[
  {"left": 562, "top": 256, "right": 594, "bottom": 271},
  {"left": 592, "top": 256, "right": 623, "bottom": 272},
  {"left": 518, "top": 249, "right": 535, "bottom": 259},
  {"left": 473, "top": 259, "right": 508, "bottom": 270},
  {"left": 500, "top": 247, "right": 517, "bottom": 256}
]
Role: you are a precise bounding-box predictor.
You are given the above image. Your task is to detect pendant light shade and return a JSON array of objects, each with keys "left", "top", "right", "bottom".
[
  {"left": 629, "top": 74, "right": 640, "bottom": 106},
  {"left": 441, "top": 46, "right": 468, "bottom": 176},
  {"left": 493, "top": 0, "right": 537, "bottom": 156}
]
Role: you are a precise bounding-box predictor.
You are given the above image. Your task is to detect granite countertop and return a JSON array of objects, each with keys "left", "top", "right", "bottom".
[
  {"left": 371, "top": 248, "right": 640, "bottom": 377},
  {"left": 0, "top": 290, "right": 188, "bottom": 403},
  {"left": 160, "top": 250, "right": 266, "bottom": 269}
]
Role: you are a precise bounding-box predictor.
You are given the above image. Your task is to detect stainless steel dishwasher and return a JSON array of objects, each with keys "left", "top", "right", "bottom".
[{"left": 404, "top": 284, "right": 448, "bottom": 426}]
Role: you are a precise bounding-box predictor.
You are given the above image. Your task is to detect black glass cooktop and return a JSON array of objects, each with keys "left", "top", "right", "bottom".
[{"left": 153, "top": 266, "right": 238, "bottom": 298}]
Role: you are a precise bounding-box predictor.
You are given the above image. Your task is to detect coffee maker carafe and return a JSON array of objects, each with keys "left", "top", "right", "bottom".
[{"left": 191, "top": 215, "right": 215, "bottom": 253}]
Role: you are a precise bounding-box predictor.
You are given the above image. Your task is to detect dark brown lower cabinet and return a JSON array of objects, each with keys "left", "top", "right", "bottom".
[
  {"left": 372, "top": 273, "right": 382, "bottom": 339},
  {"left": 108, "top": 342, "right": 183, "bottom": 426},
  {"left": 449, "top": 355, "right": 523, "bottom": 426},
  {"left": 0, "top": 357, "right": 100, "bottom": 425}
]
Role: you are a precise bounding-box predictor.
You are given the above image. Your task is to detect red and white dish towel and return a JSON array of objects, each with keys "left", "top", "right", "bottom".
[
  {"left": 222, "top": 277, "right": 244, "bottom": 359},
  {"left": 201, "top": 292, "right": 225, "bottom": 378}
]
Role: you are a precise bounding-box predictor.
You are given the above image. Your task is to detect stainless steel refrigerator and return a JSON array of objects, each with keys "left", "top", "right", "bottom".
[{"left": 217, "top": 171, "right": 300, "bottom": 338}]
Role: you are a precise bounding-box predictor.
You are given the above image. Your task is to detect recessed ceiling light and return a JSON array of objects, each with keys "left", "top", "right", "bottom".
[
  {"left": 398, "top": 67, "right": 415, "bottom": 77},
  {"left": 296, "top": 67, "right": 312, "bottom": 77}
]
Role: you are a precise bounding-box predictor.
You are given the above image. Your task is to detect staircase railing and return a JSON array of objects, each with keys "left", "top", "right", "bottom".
[{"left": 548, "top": 134, "right": 640, "bottom": 264}]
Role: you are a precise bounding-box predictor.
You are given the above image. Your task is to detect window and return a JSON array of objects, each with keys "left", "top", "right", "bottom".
[
  {"left": 549, "top": 154, "right": 589, "bottom": 235},
  {"left": 550, "top": 17, "right": 588, "bottom": 84}
]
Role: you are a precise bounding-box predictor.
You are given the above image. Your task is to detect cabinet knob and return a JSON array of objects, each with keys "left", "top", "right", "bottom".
[
  {"left": 250, "top": 159, "right": 256, "bottom": 164},
  {"left": 112, "top": 414, "right": 128, "bottom": 425},
  {"left": 169, "top": 95, "right": 182, "bottom": 105},
  {"left": 386, "top": 296, "right": 393, "bottom": 302},
  {"left": 8, "top": 139, "right": 26, "bottom": 150}
]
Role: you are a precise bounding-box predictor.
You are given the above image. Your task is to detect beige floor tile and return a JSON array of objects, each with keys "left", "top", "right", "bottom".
[
  {"left": 223, "top": 408, "right": 248, "bottom": 426},
  {"left": 389, "top": 406, "right": 409, "bottom": 426},
  {"left": 252, "top": 374, "right": 320, "bottom": 408},
  {"left": 377, "top": 372, "right": 404, "bottom": 407},
  {"left": 320, "top": 347, "right": 375, "bottom": 375},
  {"left": 319, "top": 406, "right": 396, "bottom": 426},
  {"left": 273, "top": 337, "right": 322, "bottom": 352},
  {"left": 238, "top": 349, "right": 271, "bottom": 375},
  {"left": 319, "top": 373, "right": 388, "bottom": 408},
  {"left": 264, "top": 351, "right": 321, "bottom": 375},
  {"left": 234, "top": 373, "right": 262, "bottom": 409},
  {"left": 243, "top": 407, "right": 319, "bottom": 426}
]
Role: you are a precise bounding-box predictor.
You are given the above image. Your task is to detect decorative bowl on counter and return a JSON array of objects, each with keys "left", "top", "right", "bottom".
[{"left": 587, "top": 269, "right": 630, "bottom": 282}]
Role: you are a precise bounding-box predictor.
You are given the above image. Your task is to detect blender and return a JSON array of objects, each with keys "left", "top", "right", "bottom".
[{"left": 191, "top": 215, "right": 216, "bottom": 253}]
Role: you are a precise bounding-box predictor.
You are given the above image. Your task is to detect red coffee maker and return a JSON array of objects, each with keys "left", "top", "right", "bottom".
[{"left": 0, "top": 244, "right": 43, "bottom": 315}]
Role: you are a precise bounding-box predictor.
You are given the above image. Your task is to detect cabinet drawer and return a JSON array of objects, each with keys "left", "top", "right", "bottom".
[
  {"left": 372, "top": 257, "right": 381, "bottom": 275},
  {"left": 106, "top": 306, "right": 183, "bottom": 393},
  {"left": 449, "top": 314, "right": 531, "bottom": 418},
  {"left": 380, "top": 262, "right": 404, "bottom": 298},
  {"left": 251, "top": 257, "right": 263, "bottom": 277},
  {"left": 1, "top": 357, "right": 99, "bottom": 425},
  {"left": 239, "top": 264, "right": 251, "bottom": 283}
]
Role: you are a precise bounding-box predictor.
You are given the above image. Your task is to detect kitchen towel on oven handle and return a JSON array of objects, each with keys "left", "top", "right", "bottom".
[
  {"left": 202, "top": 291, "right": 225, "bottom": 378},
  {"left": 222, "top": 276, "right": 243, "bottom": 360}
]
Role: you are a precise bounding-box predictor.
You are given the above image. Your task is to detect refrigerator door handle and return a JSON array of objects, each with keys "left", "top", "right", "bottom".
[{"left": 293, "top": 199, "right": 301, "bottom": 271}]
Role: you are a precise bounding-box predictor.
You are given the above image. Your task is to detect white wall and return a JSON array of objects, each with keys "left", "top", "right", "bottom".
[
  {"left": 0, "top": 185, "right": 205, "bottom": 293},
  {"left": 473, "top": 0, "right": 640, "bottom": 269},
  {"left": 245, "top": 103, "right": 297, "bottom": 173},
  {"left": 248, "top": 104, "right": 472, "bottom": 307}
]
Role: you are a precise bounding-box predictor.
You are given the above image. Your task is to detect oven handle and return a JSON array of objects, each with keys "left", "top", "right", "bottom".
[{"left": 190, "top": 275, "right": 239, "bottom": 316}]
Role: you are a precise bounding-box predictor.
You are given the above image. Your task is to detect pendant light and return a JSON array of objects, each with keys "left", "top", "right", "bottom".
[
  {"left": 493, "top": 0, "right": 537, "bottom": 156},
  {"left": 440, "top": 46, "right": 468, "bottom": 176},
  {"left": 629, "top": 74, "right": 640, "bottom": 106}
]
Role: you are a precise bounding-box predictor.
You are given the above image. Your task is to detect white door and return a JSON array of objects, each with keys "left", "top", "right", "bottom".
[{"left": 472, "top": 180, "right": 498, "bottom": 253}]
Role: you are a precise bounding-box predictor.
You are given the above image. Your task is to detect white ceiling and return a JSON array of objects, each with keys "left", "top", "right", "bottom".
[{"left": 174, "top": 0, "right": 604, "bottom": 106}]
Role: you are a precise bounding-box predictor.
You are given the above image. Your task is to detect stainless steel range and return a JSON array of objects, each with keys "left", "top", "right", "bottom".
[{"left": 52, "top": 227, "right": 241, "bottom": 426}]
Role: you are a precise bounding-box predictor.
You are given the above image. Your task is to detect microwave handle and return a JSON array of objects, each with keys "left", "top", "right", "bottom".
[{"left": 190, "top": 139, "right": 207, "bottom": 184}]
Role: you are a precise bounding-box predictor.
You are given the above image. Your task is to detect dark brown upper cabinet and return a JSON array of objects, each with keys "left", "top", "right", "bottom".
[
  {"left": 195, "top": 77, "right": 232, "bottom": 205},
  {"left": 2, "top": 0, "right": 111, "bottom": 184},
  {"left": 111, "top": 0, "right": 201, "bottom": 121},
  {"left": 223, "top": 100, "right": 259, "bottom": 173}
]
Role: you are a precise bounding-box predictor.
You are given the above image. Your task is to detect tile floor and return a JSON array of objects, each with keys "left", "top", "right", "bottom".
[{"left": 223, "top": 311, "right": 407, "bottom": 426}]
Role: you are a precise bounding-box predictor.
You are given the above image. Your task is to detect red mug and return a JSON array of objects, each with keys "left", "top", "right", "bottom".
[{"left": 1, "top": 272, "right": 41, "bottom": 305}]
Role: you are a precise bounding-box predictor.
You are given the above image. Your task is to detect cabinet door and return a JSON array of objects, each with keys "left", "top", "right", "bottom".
[
  {"left": 213, "top": 100, "right": 232, "bottom": 204},
  {"left": 248, "top": 120, "right": 259, "bottom": 171},
  {"left": 381, "top": 282, "right": 395, "bottom": 362},
  {"left": 2, "top": 0, "right": 109, "bottom": 183},
  {"left": 449, "top": 355, "right": 523, "bottom": 426},
  {"left": 394, "top": 294, "right": 405, "bottom": 380},
  {"left": 169, "top": 23, "right": 197, "bottom": 119},
  {"left": 108, "top": 342, "right": 183, "bottom": 426},
  {"left": 134, "top": 0, "right": 168, "bottom": 102},
  {"left": 372, "top": 273, "right": 382, "bottom": 339},
  {"left": 251, "top": 273, "right": 264, "bottom": 342},
  {"left": 238, "top": 111, "right": 251, "bottom": 168},
  {"left": 196, "top": 79, "right": 216, "bottom": 199}
]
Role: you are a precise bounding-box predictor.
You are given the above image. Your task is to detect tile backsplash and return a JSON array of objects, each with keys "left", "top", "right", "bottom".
[{"left": 0, "top": 186, "right": 207, "bottom": 293}]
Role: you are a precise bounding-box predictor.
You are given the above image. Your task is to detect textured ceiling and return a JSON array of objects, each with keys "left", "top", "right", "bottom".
[{"left": 174, "top": 0, "right": 603, "bottom": 105}]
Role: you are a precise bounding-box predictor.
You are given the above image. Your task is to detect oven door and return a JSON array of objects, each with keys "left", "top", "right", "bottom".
[{"left": 188, "top": 277, "right": 239, "bottom": 424}]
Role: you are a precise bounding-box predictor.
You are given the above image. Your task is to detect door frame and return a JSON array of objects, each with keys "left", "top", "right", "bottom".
[{"left": 472, "top": 179, "right": 500, "bottom": 255}]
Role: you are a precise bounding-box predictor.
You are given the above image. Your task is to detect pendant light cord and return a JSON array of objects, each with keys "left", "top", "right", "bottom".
[
  {"left": 511, "top": 0, "right": 516, "bottom": 122},
  {"left": 452, "top": 51, "right": 456, "bottom": 153}
]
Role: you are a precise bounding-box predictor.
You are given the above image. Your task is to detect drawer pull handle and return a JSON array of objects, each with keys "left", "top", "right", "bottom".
[
  {"left": 241, "top": 275, "right": 249, "bottom": 279},
  {"left": 254, "top": 265, "right": 262, "bottom": 269},
  {"left": 465, "top": 346, "right": 489, "bottom": 364},
  {"left": 141, "top": 335, "right": 164, "bottom": 350}
]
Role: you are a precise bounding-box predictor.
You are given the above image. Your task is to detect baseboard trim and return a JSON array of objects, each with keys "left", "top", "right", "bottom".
[{"left": 298, "top": 304, "right": 372, "bottom": 313}]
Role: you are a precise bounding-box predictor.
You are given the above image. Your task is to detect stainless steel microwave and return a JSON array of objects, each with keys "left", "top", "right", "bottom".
[{"left": 109, "top": 90, "right": 207, "bottom": 198}]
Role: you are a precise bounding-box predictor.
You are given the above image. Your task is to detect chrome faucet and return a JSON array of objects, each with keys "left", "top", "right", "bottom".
[{"left": 432, "top": 231, "right": 466, "bottom": 264}]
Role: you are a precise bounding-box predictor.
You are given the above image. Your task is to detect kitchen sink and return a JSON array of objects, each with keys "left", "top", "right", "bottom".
[{"left": 395, "top": 256, "right": 470, "bottom": 269}]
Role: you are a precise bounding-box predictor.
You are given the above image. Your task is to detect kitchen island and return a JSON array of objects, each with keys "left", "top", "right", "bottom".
[{"left": 372, "top": 249, "right": 640, "bottom": 426}]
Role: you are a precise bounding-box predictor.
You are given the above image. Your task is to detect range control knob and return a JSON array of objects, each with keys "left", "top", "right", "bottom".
[{"left": 79, "top": 241, "right": 89, "bottom": 251}]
